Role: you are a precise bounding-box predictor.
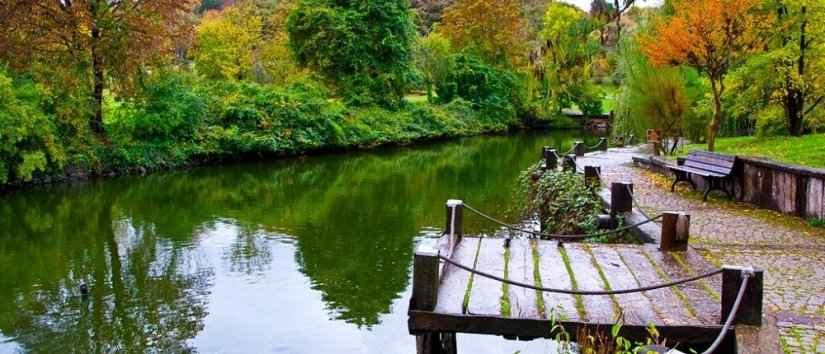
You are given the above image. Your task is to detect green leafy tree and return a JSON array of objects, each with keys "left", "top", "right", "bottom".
[
  {"left": 730, "top": 1, "right": 825, "bottom": 136},
  {"left": 535, "top": 2, "right": 601, "bottom": 114},
  {"left": 0, "top": 69, "right": 64, "bottom": 184},
  {"left": 287, "top": 0, "right": 416, "bottom": 107},
  {"left": 413, "top": 33, "right": 452, "bottom": 102}
]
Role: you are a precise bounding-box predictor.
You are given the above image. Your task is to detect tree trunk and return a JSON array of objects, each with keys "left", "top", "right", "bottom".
[
  {"left": 707, "top": 77, "right": 723, "bottom": 152},
  {"left": 90, "top": 4, "right": 106, "bottom": 140},
  {"left": 785, "top": 91, "right": 804, "bottom": 136}
]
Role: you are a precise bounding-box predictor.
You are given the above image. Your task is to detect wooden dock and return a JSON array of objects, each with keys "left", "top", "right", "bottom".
[{"left": 408, "top": 199, "right": 764, "bottom": 354}]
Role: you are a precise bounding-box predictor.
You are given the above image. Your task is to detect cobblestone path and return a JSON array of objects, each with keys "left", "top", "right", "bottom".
[{"left": 579, "top": 148, "right": 825, "bottom": 354}]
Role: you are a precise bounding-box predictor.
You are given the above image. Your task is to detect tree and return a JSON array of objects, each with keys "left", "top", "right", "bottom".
[
  {"left": 287, "top": 0, "right": 416, "bottom": 107},
  {"left": 414, "top": 33, "right": 452, "bottom": 102},
  {"left": 194, "top": 5, "right": 263, "bottom": 81},
  {"left": 642, "top": 0, "right": 769, "bottom": 151},
  {"left": 0, "top": 0, "right": 196, "bottom": 140},
  {"left": 437, "top": 0, "right": 529, "bottom": 66},
  {"left": 764, "top": 1, "right": 825, "bottom": 135},
  {"left": 590, "top": 0, "right": 616, "bottom": 45},
  {"left": 535, "top": 2, "right": 601, "bottom": 114}
]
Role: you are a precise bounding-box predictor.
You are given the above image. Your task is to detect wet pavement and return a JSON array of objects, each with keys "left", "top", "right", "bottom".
[{"left": 578, "top": 147, "right": 825, "bottom": 354}]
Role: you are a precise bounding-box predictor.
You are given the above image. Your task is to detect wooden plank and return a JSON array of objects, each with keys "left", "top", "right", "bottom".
[
  {"left": 409, "top": 310, "right": 729, "bottom": 345},
  {"left": 434, "top": 237, "right": 481, "bottom": 315},
  {"left": 743, "top": 164, "right": 757, "bottom": 203},
  {"left": 613, "top": 246, "right": 700, "bottom": 326},
  {"left": 507, "top": 238, "right": 539, "bottom": 318},
  {"left": 588, "top": 245, "right": 662, "bottom": 326},
  {"left": 466, "top": 238, "right": 507, "bottom": 316},
  {"left": 563, "top": 244, "right": 617, "bottom": 324},
  {"left": 808, "top": 177, "right": 824, "bottom": 219},
  {"left": 643, "top": 247, "right": 721, "bottom": 325},
  {"left": 536, "top": 241, "right": 581, "bottom": 322}
]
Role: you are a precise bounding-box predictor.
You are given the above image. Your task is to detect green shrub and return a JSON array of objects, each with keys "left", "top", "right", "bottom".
[
  {"left": 109, "top": 72, "right": 207, "bottom": 141},
  {"left": 0, "top": 69, "right": 64, "bottom": 183},
  {"left": 517, "top": 164, "right": 602, "bottom": 237}
]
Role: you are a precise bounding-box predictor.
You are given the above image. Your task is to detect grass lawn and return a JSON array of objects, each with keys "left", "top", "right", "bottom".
[{"left": 683, "top": 134, "right": 825, "bottom": 169}]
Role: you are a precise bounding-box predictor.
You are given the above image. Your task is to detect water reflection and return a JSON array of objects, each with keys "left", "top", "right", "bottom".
[{"left": 0, "top": 130, "right": 598, "bottom": 353}]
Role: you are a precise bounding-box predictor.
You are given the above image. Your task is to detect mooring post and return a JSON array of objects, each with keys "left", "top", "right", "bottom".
[
  {"left": 413, "top": 243, "right": 449, "bottom": 354},
  {"left": 584, "top": 165, "right": 601, "bottom": 187},
  {"left": 611, "top": 182, "right": 633, "bottom": 215},
  {"left": 445, "top": 200, "right": 464, "bottom": 239},
  {"left": 562, "top": 156, "right": 576, "bottom": 172},
  {"left": 574, "top": 141, "right": 586, "bottom": 157},
  {"left": 721, "top": 266, "right": 764, "bottom": 326},
  {"left": 615, "top": 136, "right": 625, "bottom": 148},
  {"left": 543, "top": 147, "right": 558, "bottom": 170},
  {"left": 660, "top": 212, "right": 690, "bottom": 251},
  {"left": 599, "top": 137, "right": 608, "bottom": 152}
]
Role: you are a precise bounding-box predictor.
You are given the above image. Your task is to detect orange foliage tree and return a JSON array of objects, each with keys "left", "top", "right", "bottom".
[
  {"left": 641, "top": 0, "right": 769, "bottom": 151},
  {"left": 0, "top": 0, "right": 196, "bottom": 139},
  {"left": 437, "top": 0, "right": 529, "bottom": 66}
]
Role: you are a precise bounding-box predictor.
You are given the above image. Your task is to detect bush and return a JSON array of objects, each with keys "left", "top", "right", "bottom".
[
  {"left": 108, "top": 72, "right": 207, "bottom": 142},
  {"left": 517, "top": 165, "right": 602, "bottom": 237},
  {"left": 0, "top": 69, "right": 64, "bottom": 183}
]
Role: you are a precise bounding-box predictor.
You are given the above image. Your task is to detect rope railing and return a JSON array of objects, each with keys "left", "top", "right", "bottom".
[
  {"left": 702, "top": 270, "right": 753, "bottom": 354},
  {"left": 462, "top": 203, "right": 664, "bottom": 240},
  {"left": 438, "top": 254, "right": 723, "bottom": 296}
]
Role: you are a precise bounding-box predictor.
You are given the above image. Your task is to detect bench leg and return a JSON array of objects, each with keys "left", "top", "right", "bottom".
[{"left": 671, "top": 172, "right": 696, "bottom": 192}]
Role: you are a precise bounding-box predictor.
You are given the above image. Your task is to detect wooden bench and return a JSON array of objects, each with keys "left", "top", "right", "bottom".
[{"left": 669, "top": 151, "right": 738, "bottom": 201}]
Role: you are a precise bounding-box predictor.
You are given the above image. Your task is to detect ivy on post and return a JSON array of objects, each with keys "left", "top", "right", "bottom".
[
  {"left": 721, "top": 266, "right": 764, "bottom": 326},
  {"left": 660, "top": 212, "right": 690, "bottom": 251}
]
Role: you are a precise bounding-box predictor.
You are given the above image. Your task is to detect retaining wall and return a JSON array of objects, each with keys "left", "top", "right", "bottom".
[{"left": 633, "top": 154, "right": 825, "bottom": 220}]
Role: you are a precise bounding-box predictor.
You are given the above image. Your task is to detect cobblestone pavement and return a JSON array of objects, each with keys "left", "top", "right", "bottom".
[{"left": 578, "top": 148, "right": 825, "bottom": 354}]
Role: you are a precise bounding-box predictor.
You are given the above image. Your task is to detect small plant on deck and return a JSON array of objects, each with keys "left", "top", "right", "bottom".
[{"left": 517, "top": 163, "right": 602, "bottom": 238}]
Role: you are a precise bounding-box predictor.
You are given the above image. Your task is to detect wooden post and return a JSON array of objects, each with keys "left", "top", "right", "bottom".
[
  {"left": 660, "top": 212, "right": 690, "bottom": 251},
  {"left": 412, "top": 244, "right": 439, "bottom": 311},
  {"left": 597, "top": 214, "right": 617, "bottom": 229},
  {"left": 611, "top": 182, "right": 633, "bottom": 215},
  {"left": 574, "top": 141, "right": 586, "bottom": 157},
  {"left": 543, "top": 147, "right": 558, "bottom": 170},
  {"left": 445, "top": 200, "right": 464, "bottom": 239},
  {"left": 584, "top": 165, "right": 601, "bottom": 187},
  {"left": 562, "top": 156, "right": 576, "bottom": 172},
  {"left": 721, "top": 266, "right": 764, "bottom": 326},
  {"left": 615, "top": 136, "right": 625, "bottom": 148},
  {"left": 599, "top": 137, "right": 608, "bottom": 152}
]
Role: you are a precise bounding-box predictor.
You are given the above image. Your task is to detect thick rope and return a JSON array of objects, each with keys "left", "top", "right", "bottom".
[
  {"left": 702, "top": 270, "right": 752, "bottom": 354},
  {"left": 463, "top": 203, "right": 663, "bottom": 240},
  {"left": 438, "top": 254, "right": 723, "bottom": 295}
]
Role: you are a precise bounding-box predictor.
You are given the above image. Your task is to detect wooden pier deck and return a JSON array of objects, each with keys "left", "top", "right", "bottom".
[{"left": 408, "top": 200, "right": 764, "bottom": 354}]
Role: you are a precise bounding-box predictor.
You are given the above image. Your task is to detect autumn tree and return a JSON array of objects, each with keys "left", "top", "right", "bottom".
[
  {"left": 642, "top": 0, "right": 769, "bottom": 151},
  {"left": 437, "top": 0, "right": 529, "bottom": 66},
  {"left": 194, "top": 5, "right": 263, "bottom": 81},
  {"left": 0, "top": 0, "right": 196, "bottom": 140}
]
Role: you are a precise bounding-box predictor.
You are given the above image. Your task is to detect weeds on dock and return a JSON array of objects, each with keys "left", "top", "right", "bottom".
[{"left": 547, "top": 312, "right": 671, "bottom": 354}]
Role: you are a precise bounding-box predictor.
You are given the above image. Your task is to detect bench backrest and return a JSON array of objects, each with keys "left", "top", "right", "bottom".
[{"left": 684, "top": 151, "right": 737, "bottom": 175}]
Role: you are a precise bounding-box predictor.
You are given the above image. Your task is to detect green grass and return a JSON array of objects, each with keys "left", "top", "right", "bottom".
[
  {"left": 501, "top": 247, "right": 511, "bottom": 317},
  {"left": 462, "top": 238, "right": 483, "bottom": 313},
  {"left": 404, "top": 93, "right": 430, "bottom": 104},
  {"left": 559, "top": 246, "right": 587, "bottom": 320},
  {"left": 530, "top": 240, "right": 546, "bottom": 318},
  {"left": 682, "top": 134, "right": 825, "bottom": 169}
]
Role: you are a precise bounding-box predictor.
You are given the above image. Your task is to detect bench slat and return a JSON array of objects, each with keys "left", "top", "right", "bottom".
[
  {"left": 686, "top": 155, "right": 735, "bottom": 170},
  {"left": 683, "top": 161, "right": 734, "bottom": 175},
  {"left": 669, "top": 165, "right": 725, "bottom": 178}
]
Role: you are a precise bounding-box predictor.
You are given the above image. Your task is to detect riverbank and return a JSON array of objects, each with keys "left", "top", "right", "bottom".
[{"left": 2, "top": 75, "right": 581, "bottom": 191}]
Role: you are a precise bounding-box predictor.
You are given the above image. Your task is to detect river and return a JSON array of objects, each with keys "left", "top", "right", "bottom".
[{"left": 0, "top": 130, "right": 600, "bottom": 354}]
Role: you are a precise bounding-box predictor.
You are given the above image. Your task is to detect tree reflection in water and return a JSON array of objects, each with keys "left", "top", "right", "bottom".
[{"left": 0, "top": 130, "right": 599, "bottom": 351}]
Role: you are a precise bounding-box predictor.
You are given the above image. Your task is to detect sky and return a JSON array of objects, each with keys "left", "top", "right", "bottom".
[{"left": 561, "top": 0, "right": 664, "bottom": 11}]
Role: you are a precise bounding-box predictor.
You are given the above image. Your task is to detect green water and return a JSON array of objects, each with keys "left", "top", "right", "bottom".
[{"left": 0, "top": 130, "right": 599, "bottom": 354}]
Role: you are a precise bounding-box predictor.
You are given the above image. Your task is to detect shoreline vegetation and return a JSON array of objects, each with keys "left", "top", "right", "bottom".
[{"left": 0, "top": 70, "right": 581, "bottom": 191}]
